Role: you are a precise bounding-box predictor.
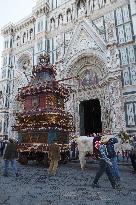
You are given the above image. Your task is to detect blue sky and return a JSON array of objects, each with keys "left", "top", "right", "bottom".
[{"left": 0, "top": 0, "right": 36, "bottom": 66}]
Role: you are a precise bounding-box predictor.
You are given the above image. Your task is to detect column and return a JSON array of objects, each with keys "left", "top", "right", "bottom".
[{"left": 130, "top": 0, "right": 136, "bottom": 37}]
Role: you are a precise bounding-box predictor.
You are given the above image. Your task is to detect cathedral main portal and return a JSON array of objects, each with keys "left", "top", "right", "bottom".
[{"left": 79, "top": 99, "right": 102, "bottom": 136}]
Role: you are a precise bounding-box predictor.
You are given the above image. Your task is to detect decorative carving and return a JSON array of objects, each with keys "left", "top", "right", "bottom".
[
  {"left": 77, "top": 0, "right": 86, "bottom": 17},
  {"left": 105, "top": 11, "right": 117, "bottom": 45},
  {"left": 107, "top": 44, "right": 120, "bottom": 71},
  {"left": 50, "top": 18, "right": 55, "bottom": 31},
  {"left": 56, "top": 34, "right": 64, "bottom": 61},
  {"left": 123, "top": 68, "right": 130, "bottom": 86},
  {"left": 38, "top": 53, "right": 50, "bottom": 65},
  {"left": 80, "top": 68, "right": 99, "bottom": 87},
  {"left": 58, "top": 14, "right": 63, "bottom": 26},
  {"left": 130, "top": 66, "right": 136, "bottom": 85},
  {"left": 126, "top": 103, "right": 135, "bottom": 126},
  {"left": 67, "top": 9, "right": 72, "bottom": 22},
  {"left": 66, "top": 29, "right": 99, "bottom": 62},
  {"left": 17, "top": 53, "right": 32, "bottom": 72}
]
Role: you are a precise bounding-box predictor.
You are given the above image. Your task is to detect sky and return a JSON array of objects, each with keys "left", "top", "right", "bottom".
[{"left": 0, "top": 0, "right": 37, "bottom": 67}]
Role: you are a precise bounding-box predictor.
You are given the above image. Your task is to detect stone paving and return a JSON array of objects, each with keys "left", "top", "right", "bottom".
[{"left": 0, "top": 158, "right": 136, "bottom": 205}]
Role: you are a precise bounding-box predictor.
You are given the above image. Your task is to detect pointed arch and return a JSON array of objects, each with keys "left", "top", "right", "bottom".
[{"left": 64, "top": 19, "right": 106, "bottom": 65}]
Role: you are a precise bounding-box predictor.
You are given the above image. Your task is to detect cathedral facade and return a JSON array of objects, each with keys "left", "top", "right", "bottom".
[{"left": 0, "top": 0, "right": 136, "bottom": 138}]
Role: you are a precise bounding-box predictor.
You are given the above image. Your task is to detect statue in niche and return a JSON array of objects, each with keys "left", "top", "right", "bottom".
[
  {"left": 93, "top": 0, "right": 99, "bottom": 10},
  {"left": 90, "top": 0, "right": 94, "bottom": 12},
  {"left": 109, "top": 82, "right": 121, "bottom": 106},
  {"left": 78, "top": 1, "right": 85, "bottom": 17},
  {"left": 106, "top": 49, "right": 112, "bottom": 70},
  {"left": 56, "top": 34, "right": 63, "bottom": 60},
  {"left": 105, "top": 107, "right": 118, "bottom": 132},
  {"left": 110, "top": 109, "right": 117, "bottom": 131},
  {"left": 107, "top": 22, "right": 116, "bottom": 44},
  {"left": 58, "top": 15, "right": 63, "bottom": 26},
  {"left": 106, "top": 0, "right": 113, "bottom": 5},
  {"left": 67, "top": 10, "right": 72, "bottom": 22},
  {"left": 50, "top": 19, "right": 55, "bottom": 30},
  {"left": 98, "top": 0, "right": 105, "bottom": 8},
  {"left": 111, "top": 45, "right": 120, "bottom": 70}
]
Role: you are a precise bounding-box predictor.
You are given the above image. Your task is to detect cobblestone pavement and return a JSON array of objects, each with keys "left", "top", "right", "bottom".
[{"left": 0, "top": 158, "right": 136, "bottom": 205}]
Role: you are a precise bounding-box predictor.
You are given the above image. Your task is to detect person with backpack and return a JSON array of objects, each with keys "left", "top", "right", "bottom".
[
  {"left": 92, "top": 136, "right": 119, "bottom": 189},
  {"left": 106, "top": 137, "right": 121, "bottom": 185}
]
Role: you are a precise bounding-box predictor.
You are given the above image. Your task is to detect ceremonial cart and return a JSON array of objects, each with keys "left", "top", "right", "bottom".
[{"left": 12, "top": 54, "right": 75, "bottom": 165}]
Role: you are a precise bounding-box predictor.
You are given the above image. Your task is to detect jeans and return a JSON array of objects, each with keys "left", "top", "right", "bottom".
[
  {"left": 130, "top": 153, "right": 136, "bottom": 171},
  {"left": 111, "top": 157, "right": 120, "bottom": 180},
  {"left": 93, "top": 159, "right": 116, "bottom": 188},
  {"left": 3, "top": 159, "right": 18, "bottom": 176}
]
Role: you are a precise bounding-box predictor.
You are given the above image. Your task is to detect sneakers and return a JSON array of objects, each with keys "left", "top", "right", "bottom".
[
  {"left": 92, "top": 182, "right": 101, "bottom": 188},
  {"left": 113, "top": 184, "right": 122, "bottom": 190}
]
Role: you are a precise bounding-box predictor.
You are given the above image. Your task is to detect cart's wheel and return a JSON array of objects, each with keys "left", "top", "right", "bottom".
[
  {"left": 18, "top": 156, "right": 28, "bottom": 165},
  {"left": 43, "top": 153, "right": 49, "bottom": 167}
]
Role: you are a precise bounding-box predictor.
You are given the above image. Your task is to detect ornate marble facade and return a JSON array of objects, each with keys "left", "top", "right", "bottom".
[{"left": 0, "top": 0, "right": 136, "bottom": 138}]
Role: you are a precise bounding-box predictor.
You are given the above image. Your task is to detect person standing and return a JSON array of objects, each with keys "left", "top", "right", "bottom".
[
  {"left": 71, "top": 140, "right": 77, "bottom": 159},
  {"left": 129, "top": 137, "right": 136, "bottom": 173},
  {"left": 48, "top": 139, "right": 60, "bottom": 176},
  {"left": 130, "top": 148, "right": 136, "bottom": 173},
  {"left": 3, "top": 138, "right": 19, "bottom": 177},
  {"left": 106, "top": 138, "right": 121, "bottom": 183},
  {"left": 93, "top": 133, "right": 101, "bottom": 158},
  {"left": 0, "top": 140, "right": 5, "bottom": 157},
  {"left": 92, "top": 136, "right": 118, "bottom": 189}
]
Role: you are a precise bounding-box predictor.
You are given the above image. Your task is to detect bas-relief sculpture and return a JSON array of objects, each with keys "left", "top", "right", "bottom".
[{"left": 0, "top": 0, "right": 136, "bottom": 138}]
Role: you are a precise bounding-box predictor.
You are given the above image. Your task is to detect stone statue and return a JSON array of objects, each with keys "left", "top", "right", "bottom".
[
  {"left": 107, "top": 22, "right": 116, "bottom": 44},
  {"left": 98, "top": 0, "right": 105, "bottom": 8},
  {"left": 50, "top": 19, "right": 55, "bottom": 30},
  {"left": 111, "top": 45, "right": 120, "bottom": 70},
  {"left": 67, "top": 11, "right": 72, "bottom": 22},
  {"left": 58, "top": 15, "right": 63, "bottom": 26},
  {"left": 90, "top": 0, "right": 94, "bottom": 12},
  {"left": 78, "top": 1, "right": 85, "bottom": 17},
  {"left": 106, "top": 49, "right": 112, "bottom": 70},
  {"left": 107, "top": 45, "right": 120, "bottom": 71},
  {"left": 56, "top": 34, "right": 63, "bottom": 60},
  {"left": 93, "top": 0, "right": 99, "bottom": 10}
]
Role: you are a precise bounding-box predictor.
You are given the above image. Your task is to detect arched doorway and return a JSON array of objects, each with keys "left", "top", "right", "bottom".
[{"left": 79, "top": 99, "right": 102, "bottom": 135}]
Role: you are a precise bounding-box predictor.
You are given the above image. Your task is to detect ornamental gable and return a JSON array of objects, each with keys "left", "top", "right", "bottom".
[{"left": 64, "top": 20, "right": 107, "bottom": 64}]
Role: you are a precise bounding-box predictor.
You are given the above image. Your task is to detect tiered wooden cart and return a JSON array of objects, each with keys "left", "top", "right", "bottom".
[{"left": 12, "top": 54, "right": 75, "bottom": 165}]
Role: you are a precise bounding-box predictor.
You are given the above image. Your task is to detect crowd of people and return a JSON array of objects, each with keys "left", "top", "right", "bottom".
[{"left": 0, "top": 133, "right": 136, "bottom": 190}]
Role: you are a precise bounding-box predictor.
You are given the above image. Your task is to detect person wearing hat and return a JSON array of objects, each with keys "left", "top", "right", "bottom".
[
  {"left": 48, "top": 139, "right": 60, "bottom": 176},
  {"left": 3, "top": 138, "right": 19, "bottom": 177},
  {"left": 92, "top": 135, "right": 118, "bottom": 189},
  {"left": 106, "top": 137, "right": 121, "bottom": 183}
]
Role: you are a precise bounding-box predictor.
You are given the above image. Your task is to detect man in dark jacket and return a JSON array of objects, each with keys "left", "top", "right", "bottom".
[
  {"left": 106, "top": 138, "right": 121, "bottom": 183},
  {"left": 3, "top": 138, "right": 19, "bottom": 177},
  {"left": 92, "top": 136, "right": 117, "bottom": 189},
  {"left": 48, "top": 139, "right": 60, "bottom": 176}
]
